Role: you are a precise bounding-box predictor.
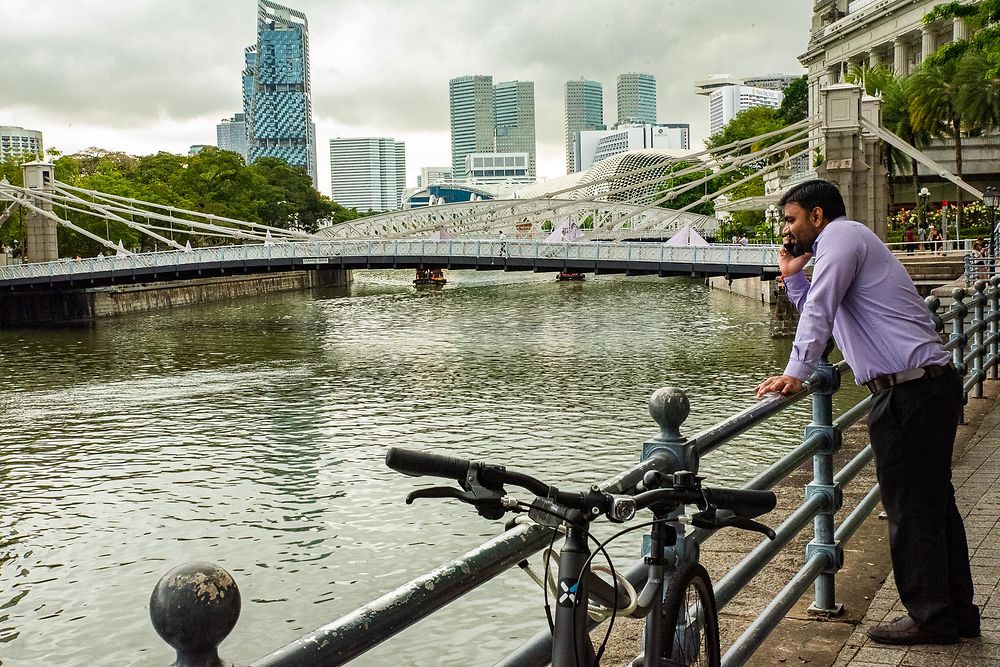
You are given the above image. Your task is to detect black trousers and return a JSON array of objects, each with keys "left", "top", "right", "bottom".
[{"left": 868, "top": 369, "right": 979, "bottom": 637}]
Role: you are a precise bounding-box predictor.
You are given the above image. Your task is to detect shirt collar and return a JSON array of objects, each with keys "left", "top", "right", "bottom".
[{"left": 812, "top": 216, "right": 848, "bottom": 253}]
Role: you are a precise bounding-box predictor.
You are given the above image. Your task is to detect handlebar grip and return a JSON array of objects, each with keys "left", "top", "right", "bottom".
[
  {"left": 385, "top": 447, "right": 471, "bottom": 482},
  {"left": 709, "top": 488, "right": 777, "bottom": 519}
]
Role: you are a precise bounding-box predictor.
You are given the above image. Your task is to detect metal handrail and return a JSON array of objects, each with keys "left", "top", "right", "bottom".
[{"left": 145, "top": 278, "right": 1000, "bottom": 666}]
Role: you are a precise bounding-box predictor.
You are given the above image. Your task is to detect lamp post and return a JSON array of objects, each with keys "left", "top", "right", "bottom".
[
  {"left": 766, "top": 204, "right": 780, "bottom": 244},
  {"left": 986, "top": 186, "right": 999, "bottom": 267},
  {"left": 917, "top": 187, "right": 931, "bottom": 251}
]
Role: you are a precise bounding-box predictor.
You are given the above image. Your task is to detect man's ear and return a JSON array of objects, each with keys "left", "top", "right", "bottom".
[{"left": 812, "top": 207, "right": 824, "bottom": 227}]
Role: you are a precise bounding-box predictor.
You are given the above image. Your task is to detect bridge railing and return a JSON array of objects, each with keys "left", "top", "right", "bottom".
[
  {"left": 0, "top": 240, "right": 781, "bottom": 285},
  {"left": 144, "top": 277, "right": 1000, "bottom": 667}
]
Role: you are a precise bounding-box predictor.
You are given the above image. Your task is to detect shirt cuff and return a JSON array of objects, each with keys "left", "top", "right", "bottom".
[
  {"left": 783, "top": 359, "right": 815, "bottom": 382},
  {"left": 784, "top": 271, "right": 809, "bottom": 292}
]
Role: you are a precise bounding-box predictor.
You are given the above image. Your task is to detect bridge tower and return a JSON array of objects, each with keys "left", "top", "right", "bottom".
[
  {"left": 21, "top": 161, "right": 59, "bottom": 262},
  {"left": 816, "top": 84, "right": 888, "bottom": 239}
]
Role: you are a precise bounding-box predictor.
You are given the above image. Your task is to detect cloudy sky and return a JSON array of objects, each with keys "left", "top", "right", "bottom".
[{"left": 1, "top": 0, "right": 812, "bottom": 196}]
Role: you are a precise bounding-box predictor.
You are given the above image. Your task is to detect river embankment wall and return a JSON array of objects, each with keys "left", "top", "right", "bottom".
[{"left": 0, "top": 268, "right": 351, "bottom": 326}]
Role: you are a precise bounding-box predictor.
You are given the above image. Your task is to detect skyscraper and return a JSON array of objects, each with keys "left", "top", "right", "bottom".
[
  {"left": 329, "top": 138, "right": 406, "bottom": 212},
  {"left": 449, "top": 75, "right": 496, "bottom": 179},
  {"left": 493, "top": 80, "right": 536, "bottom": 178},
  {"left": 564, "top": 78, "right": 605, "bottom": 173},
  {"left": 617, "top": 73, "right": 657, "bottom": 126},
  {"left": 243, "top": 0, "right": 317, "bottom": 188},
  {"left": 216, "top": 113, "right": 248, "bottom": 160}
]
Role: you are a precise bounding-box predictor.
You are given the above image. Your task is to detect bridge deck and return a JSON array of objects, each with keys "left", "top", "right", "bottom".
[{"left": 0, "top": 240, "right": 781, "bottom": 290}]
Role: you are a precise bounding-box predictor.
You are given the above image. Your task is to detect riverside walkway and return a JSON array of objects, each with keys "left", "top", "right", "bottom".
[{"left": 829, "top": 381, "right": 1000, "bottom": 667}]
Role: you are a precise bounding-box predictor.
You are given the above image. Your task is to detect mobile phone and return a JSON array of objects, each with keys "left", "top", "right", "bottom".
[{"left": 783, "top": 242, "right": 806, "bottom": 258}]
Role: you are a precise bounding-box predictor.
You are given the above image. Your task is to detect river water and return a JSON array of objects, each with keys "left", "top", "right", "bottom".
[{"left": 0, "top": 271, "right": 867, "bottom": 666}]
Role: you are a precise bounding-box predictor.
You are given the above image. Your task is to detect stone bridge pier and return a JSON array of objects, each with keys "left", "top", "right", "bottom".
[{"left": 816, "top": 83, "right": 888, "bottom": 239}]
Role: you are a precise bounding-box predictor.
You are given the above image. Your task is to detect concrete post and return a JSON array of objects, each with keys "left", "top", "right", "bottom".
[
  {"left": 21, "top": 161, "right": 58, "bottom": 262},
  {"left": 862, "top": 95, "right": 888, "bottom": 238}
]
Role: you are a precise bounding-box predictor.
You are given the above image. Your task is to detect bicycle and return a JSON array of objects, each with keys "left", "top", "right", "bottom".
[{"left": 385, "top": 447, "right": 777, "bottom": 667}]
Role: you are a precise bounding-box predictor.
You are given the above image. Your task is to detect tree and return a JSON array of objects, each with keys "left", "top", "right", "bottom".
[
  {"left": 776, "top": 75, "right": 809, "bottom": 125},
  {"left": 655, "top": 162, "right": 716, "bottom": 216}
]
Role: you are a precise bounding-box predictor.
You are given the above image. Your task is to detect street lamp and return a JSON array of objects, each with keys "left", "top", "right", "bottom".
[
  {"left": 917, "top": 187, "right": 930, "bottom": 229},
  {"left": 766, "top": 204, "right": 781, "bottom": 244}
]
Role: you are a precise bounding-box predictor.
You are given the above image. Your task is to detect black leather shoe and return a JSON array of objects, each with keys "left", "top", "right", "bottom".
[
  {"left": 866, "top": 615, "right": 959, "bottom": 645},
  {"left": 960, "top": 625, "right": 981, "bottom": 639}
]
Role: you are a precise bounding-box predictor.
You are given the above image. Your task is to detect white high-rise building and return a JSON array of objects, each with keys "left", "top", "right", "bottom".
[
  {"left": 0, "top": 126, "right": 43, "bottom": 161},
  {"left": 572, "top": 123, "right": 690, "bottom": 172},
  {"left": 417, "top": 167, "right": 452, "bottom": 188},
  {"left": 464, "top": 152, "right": 533, "bottom": 185},
  {"left": 564, "top": 78, "right": 605, "bottom": 173},
  {"left": 494, "top": 80, "right": 536, "bottom": 178},
  {"left": 617, "top": 73, "right": 657, "bottom": 126},
  {"left": 449, "top": 75, "right": 496, "bottom": 179},
  {"left": 707, "top": 85, "right": 784, "bottom": 135},
  {"left": 216, "top": 113, "right": 248, "bottom": 159},
  {"left": 329, "top": 137, "right": 406, "bottom": 212}
]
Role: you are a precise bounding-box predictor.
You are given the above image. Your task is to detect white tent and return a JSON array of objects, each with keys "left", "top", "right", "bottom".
[
  {"left": 543, "top": 218, "right": 585, "bottom": 244},
  {"left": 427, "top": 226, "right": 453, "bottom": 240},
  {"left": 663, "top": 224, "right": 709, "bottom": 247}
]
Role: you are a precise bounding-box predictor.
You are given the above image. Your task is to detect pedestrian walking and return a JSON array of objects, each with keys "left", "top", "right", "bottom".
[
  {"left": 498, "top": 229, "right": 507, "bottom": 256},
  {"left": 755, "top": 179, "right": 978, "bottom": 646},
  {"left": 738, "top": 234, "right": 748, "bottom": 246},
  {"left": 905, "top": 225, "right": 916, "bottom": 253}
]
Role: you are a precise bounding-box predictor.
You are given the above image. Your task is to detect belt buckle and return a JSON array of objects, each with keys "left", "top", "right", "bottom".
[{"left": 895, "top": 367, "right": 926, "bottom": 383}]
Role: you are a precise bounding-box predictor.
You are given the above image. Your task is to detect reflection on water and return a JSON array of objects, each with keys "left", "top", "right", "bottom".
[{"left": 0, "top": 271, "right": 867, "bottom": 666}]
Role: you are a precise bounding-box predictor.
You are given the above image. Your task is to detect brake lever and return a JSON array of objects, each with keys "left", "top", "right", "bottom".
[
  {"left": 405, "top": 485, "right": 507, "bottom": 520},
  {"left": 406, "top": 486, "right": 466, "bottom": 504},
  {"left": 690, "top": 509, "right": 776, "bottom": 540}
]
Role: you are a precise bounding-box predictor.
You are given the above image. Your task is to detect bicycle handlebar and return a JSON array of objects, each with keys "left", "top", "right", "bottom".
[
  {"left": 385, "top": 447, "right": 471, "bottom": 482},
  {"left": 707, "top": 488, "right": 777, "bottom": 519}
]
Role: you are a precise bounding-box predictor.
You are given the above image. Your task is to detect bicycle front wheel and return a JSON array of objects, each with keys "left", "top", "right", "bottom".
[{"left": 660, "top": 562, "right": 720, "bottom": 667}]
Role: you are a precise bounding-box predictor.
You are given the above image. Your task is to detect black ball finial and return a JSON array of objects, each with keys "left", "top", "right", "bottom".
[{"left": 149, "top": 562, "right": 241, "bottom": 667}]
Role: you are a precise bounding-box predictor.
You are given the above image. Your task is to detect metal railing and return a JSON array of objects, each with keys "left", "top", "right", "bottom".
[{"left": 146, "top": 279, "right": 1000, "bottom": 667}]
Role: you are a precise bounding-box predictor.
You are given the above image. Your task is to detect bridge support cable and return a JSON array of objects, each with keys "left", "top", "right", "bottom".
[
  {"left": 47, "top": 185, "right": 187, "bottom": 250},
  {"left": 54, "top": 181, "right": 314, "bottom": 240},
  {"left": 577, "top": 128, "right": 816, "bottom": 239},
  {"left": 859, "top": 117, "right": 983, "bottom": 199},
  {"left": 422, "top": 120, "right": 819, "bottom": 238},
  {"left": 9, "top": 194, "right": 132, "bottom": 255},
  {"left": 611, "top": 146, "right": 812, "bottom": 241}
]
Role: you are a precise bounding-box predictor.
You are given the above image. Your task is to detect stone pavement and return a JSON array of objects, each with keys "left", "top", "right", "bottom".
[{"left": 833, "top": 386, "right": 1000, "bottom": 667}]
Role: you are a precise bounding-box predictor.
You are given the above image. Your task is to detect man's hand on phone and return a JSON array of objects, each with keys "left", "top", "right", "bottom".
[{"left": 779, "top": 243, "right": 812, "bottom": 278}]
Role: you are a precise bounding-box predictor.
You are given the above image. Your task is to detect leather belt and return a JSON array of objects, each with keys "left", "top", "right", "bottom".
[{"left": 864, "top": 363, "right": 954, "bottom": 394}]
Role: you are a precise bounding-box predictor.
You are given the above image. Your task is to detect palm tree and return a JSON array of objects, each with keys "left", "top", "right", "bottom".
[
  {"left": 956, "top": 50, "right": 1000, "bottom": 135},
  {"left": 909, "top": 58, "right": 968, "bottom": 225},
  {"left": 882, "top": 76, "right": 931, "bottom": 211}
]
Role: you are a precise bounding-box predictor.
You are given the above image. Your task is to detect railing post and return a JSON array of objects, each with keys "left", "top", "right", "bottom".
[
  {"left": 149, "top": 562, "right": 242, "bottom": 667},
  {"left": 973, "top": 280, "right": 986, "bottom": 398},
  {"left": 806, "top": 346, "right": 845, "bottom": 616},
  {"left": 952, "top": 286, "right": 968, "bottom": 381},
  {"left": 990, "top": 277, "right": 1000, "bottom": 380},
  {"left": 642, "top": 387, "right": 699, "bottom": 567}
]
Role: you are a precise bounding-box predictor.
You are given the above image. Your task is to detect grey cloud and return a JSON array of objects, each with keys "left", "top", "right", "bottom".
[{"left": 2, "top": 0, "right": 810, "bottom": 155}]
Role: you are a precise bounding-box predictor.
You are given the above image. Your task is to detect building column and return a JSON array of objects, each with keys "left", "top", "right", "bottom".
[
  {"left": 868, "top": 48, "right": 882, "bottom": 69},
  {"left": 826, "top": 64, "right": 840, "bottom": 85},
  {"left": 893, "top": 38, "right": 907, "bottom": 74},
  {"left": 921, "top": 26, "right": 936, "bottom": 64},
  {"left": 953, "top": 16, "right": 968, "bottom": 41}
]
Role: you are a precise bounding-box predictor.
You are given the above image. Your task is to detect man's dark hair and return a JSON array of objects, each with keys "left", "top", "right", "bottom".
[{"left": 777, "top": 179, "right": 847, "bottom": 221}]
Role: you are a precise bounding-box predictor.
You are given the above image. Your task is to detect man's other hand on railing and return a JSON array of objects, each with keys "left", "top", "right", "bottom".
[{"left": 754, "top": 375, "right": 804, "bottom": 399}]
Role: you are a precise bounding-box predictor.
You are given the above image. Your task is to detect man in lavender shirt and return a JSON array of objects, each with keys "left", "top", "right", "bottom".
[{"left": 755, "top": 180, "right": 979, "bottom": 645}]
